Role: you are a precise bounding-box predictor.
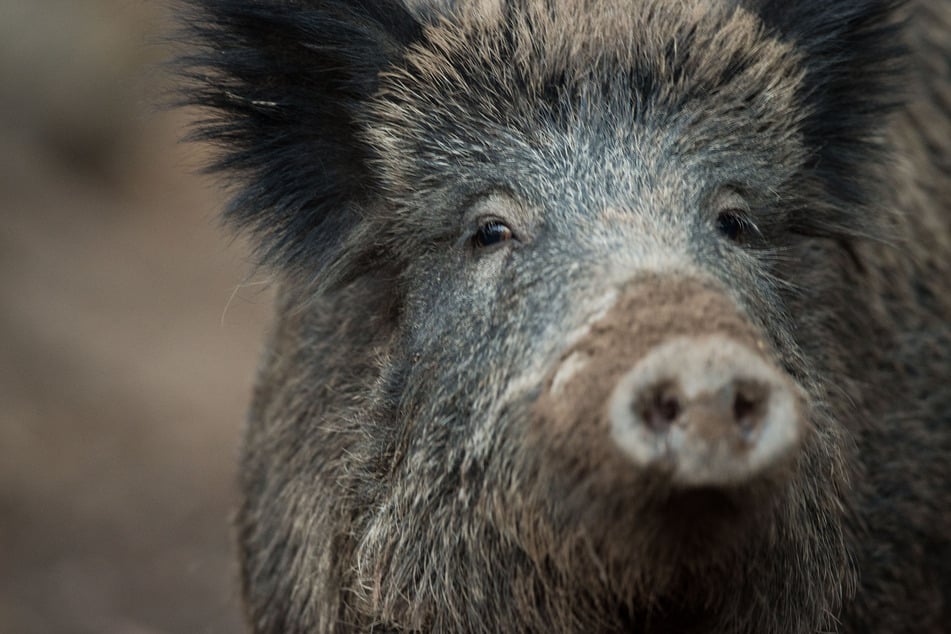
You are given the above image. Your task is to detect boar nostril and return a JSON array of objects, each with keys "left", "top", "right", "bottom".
[
  {"left": 732, "top": 381, "right": 769, "bottom": 436},
  {"left": 635, "top": 381, "right": 682, "bottom": 431}
]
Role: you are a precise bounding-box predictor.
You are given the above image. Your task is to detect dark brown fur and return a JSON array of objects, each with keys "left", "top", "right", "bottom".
[{"left": 178, "top": 0, "right": 951, "bottom": 631}]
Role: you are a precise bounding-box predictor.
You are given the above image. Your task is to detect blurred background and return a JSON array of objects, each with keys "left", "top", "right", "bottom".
[{"left": 0, "top": 1, "right": 271, "bottom": 632}]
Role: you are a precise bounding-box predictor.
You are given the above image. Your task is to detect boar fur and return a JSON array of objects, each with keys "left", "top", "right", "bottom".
[{"left": 177, "top": 0, "right": 951, "bottom": 632}]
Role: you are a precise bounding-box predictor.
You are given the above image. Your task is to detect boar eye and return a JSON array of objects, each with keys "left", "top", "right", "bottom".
[
  {"left": 713, "top": 189, "right": 756, "bottom": 244},
  {"left": 472, "top": 220, "right": 514, "bottom": 248},
  {"left": 716, "top": 211, "right": 748, "bottom": 242}
]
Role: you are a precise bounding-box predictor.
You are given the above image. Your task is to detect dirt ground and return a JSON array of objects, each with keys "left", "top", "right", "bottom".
[{"left": 1, "top": 2, "right": 271, "bottom": 632}]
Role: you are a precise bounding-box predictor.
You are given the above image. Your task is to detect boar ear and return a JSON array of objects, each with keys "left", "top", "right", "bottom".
[
  {"left": 178, "top": 0, "right": 423, "bottom": 276},
  {"left": 747, "top": 0, "right": 908, "bottom": 205}
]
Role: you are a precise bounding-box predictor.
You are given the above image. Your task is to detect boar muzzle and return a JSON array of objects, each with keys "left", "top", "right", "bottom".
[{"left": 536, "top": 276, "right": 806, "bottom": 490}]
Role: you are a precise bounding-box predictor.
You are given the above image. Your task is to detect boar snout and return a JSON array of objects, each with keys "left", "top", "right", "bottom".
[
  {"left": 609, "top": 335, "right": 803, "bottom": 487},
  {"left": 534, "top": 276, "right": 808, "bottom": 495}
]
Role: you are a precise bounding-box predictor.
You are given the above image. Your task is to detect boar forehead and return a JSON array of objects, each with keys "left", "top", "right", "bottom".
[{"left": 366, "top": 0, "right": 807, "bottom": 214}]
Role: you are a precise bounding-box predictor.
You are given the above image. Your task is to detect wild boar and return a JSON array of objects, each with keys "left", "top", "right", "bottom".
[{"left": 178, "top": 0, "right": 951, "bottom": 631}]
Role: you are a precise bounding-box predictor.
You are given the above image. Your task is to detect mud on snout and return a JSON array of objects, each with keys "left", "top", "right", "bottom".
[{"left": 531, "top": 276, "right": 807, "bottom": 498}]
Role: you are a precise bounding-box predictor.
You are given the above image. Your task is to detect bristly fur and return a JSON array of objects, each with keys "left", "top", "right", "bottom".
[
  {"left": 178, "top": 0, "right": 910, "bottom": 278},
  {"left": 174, "top": 1, "right": 950, "bottom": 632},
  {"left": 175, "top": 0, "right": 423, "bottom": 279},
  {"left": 743, "top": 0, "right": 910, "bottom": 206}
]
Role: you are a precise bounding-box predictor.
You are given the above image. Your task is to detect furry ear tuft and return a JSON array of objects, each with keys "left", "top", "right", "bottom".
[
  {"left": 176, "top": 0, "right": 422, "bottom": 276},
  {"left": 745, "top": 0, "right": 909, "bottom": 206}
]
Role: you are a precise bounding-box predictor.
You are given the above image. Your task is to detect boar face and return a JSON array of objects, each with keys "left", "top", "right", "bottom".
[
  {"left": 350, "top": 2, "right": 870, "bottom": 621},
  {"left": 180, "top": 0, "right": 917, "bottom": 631}
]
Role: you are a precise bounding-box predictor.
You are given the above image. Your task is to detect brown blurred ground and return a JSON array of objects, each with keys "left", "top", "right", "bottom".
[{"left": 0, "top": 2, "right": 271, "bottom": 632}]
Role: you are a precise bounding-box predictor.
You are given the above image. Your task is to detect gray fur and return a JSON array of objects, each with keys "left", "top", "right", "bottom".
[{"left": 179, "top": 0, "right": 951, "bottom": 631}]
